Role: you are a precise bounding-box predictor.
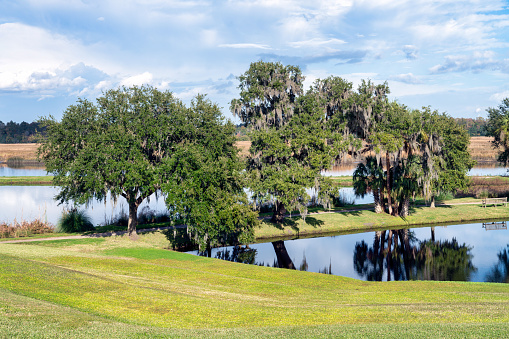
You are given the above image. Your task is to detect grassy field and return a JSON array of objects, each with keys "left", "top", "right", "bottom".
[
  {"left": 0, "top": 143, "right": 40, "bottom": 162},
  {"left": 1, "top": 233, "right": 509, "bottom": 338},
  {"left": 0, "top": 137, "right": 501, "bottom": 163}
]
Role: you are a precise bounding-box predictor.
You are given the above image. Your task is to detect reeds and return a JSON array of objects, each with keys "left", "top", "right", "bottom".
[{"left": 0, "top": 219, "right": 54, "bottom": 238}]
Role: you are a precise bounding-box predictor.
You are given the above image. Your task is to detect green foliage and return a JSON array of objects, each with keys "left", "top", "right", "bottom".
[
  {"left": 163, "top": 95, "right": 259, "bottom": 251},
  {"left": 39, "top": 86, "right": 191, "bottom": 236},
  {"left": 57, "top": 208, "right": 95, "bottom": 233},
  {"left": 230, "top": 61, "right": 303, "bottom": 130},
  {"left": 0, "top": 120, "right": 45, "bottom": 143},
  {"left": 231, "top": 61, "right": 342, "bottom": 222},
  {"left": 486, "top": 97, "right": 509, "bottom": 165},
  {"left": 455, "top": 117, "right": 487, "bottom": 136}
]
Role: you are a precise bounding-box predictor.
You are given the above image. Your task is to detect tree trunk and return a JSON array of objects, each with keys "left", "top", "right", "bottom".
[
  {"left": 271, "top": 240, "right": 296, "bottom": 269},
  {"left": 430, "top": 195, "right": 435, "bottom": 208},
  {"left": 128, "top": 201, "right": 139, "bottom": 237},
  {"left": 380, "top": 230, "right": 386, "bottom": 253},
  {"left": 400, "top": 196, "right": 410, "bottom": 217},
  {"left": 386, "top": 230, "right": 393, "bottom": 281},
  {"left": 271, "top": 201, "right": 287, "bottom": 223},
  {"left": 398, "top": 229, "right": 411, "bottom": 280},
  {"left": 373, "top": 189, "right": 383, "bottom": 214},
  {"left": 385, "top": 152, "right": 393, "bottom": 215}
]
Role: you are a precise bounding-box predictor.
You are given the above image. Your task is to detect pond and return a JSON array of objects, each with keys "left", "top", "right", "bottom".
[
  {"left": 0, "top": 186, "right": 370, "bottom": 226},
  {"left": 189, "top": 221, "right": 509, "bottom": 283},
  {"left": 0, "top": 186, "right": 168, "bottom": 226}
]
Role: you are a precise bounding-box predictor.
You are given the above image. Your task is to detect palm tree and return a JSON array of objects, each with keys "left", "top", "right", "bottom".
[
  {"left": 393, "top": 155, "right": 422, "bottom": 217},
  {"left": 353, "top": 156, "right": 385, "bottom": 213}
]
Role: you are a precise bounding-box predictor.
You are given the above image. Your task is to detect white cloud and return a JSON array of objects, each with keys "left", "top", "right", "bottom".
[
  {"left": 430, "top": 51, "right": 509, "bottom": 74},
  {"left": 119, "top": 72, "right": 154, "bottom": 87},
  {"left": 490, "top": 90, "right": 509, "bottom": 102},
  {"left": 288, "top": 38, "right": 346, "bottom": 48},
  {"left": 0, "top": 23, "right": 118, "bottom": 93},
  {"left": 218, "top": 43, "right": 271, "bottom": 49},
  {"left": 389, "top": 73, "right": 422, "bottom": 84}
]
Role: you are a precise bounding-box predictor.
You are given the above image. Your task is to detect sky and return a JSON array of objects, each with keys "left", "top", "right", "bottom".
[{"left": 1, "top": 0, "right": 509, "bottom": 123}]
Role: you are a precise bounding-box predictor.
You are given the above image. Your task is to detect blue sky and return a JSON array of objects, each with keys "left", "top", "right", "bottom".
[{"left": 1, "top": 0, "right": 509, "bottom": 123}]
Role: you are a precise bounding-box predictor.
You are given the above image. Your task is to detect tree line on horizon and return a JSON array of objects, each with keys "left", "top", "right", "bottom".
[
  {"left": 0, "top": 110, "right": 492, "bottom": 145},
  {"left": 36, "top": 60, "right": 508, "bottom": 255}
]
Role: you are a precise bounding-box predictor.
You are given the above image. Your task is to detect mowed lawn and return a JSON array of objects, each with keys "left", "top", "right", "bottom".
[{"left": 1, "top": 233, "right": 509, "bottom": 338}]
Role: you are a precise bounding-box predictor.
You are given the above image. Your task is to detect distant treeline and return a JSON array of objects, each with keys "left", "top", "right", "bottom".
[
  {"left": 0, "top": 117, "right": 486, "bottom": 143},
  {"left": 454, "top": 117, "right": 487, "bottom": 136},
  {"left": 0, "top": 120, "right": 45, "bottom": 143},
  {"left": 234, "top": 125, "right": 249, "bottom": 140},
  {"left": 236, "top": 118, "right": 488, "bottom": 139}
]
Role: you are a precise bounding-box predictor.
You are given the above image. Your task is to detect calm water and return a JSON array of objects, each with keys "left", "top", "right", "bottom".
[
  {"left": 0, "top": 186, "right": 168, "bottom": 226},
  {"left": 190, "top": 222, "right": 509, "bottom": 283},
  {"left": 0, "top": 186, "right": 370, "bottom": 226},
  {"left": 323, "top": 163, "right": 508, "bottom": 177},
  {"left": 1, "top": 163, "right": 505, "bottom": 178},
  {"left": 0, "top": 164, "right": 47, "bottom": 176}
]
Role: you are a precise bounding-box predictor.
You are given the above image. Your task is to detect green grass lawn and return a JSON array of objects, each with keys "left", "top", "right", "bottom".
[
  {"left": 255, "top": 202, "right": 509, "bottom": 240},
  {"left": 0, "top": 176, "right": 53, "bottom": 186},
  {"left": 1, "top": 232, "right": 509, "bottom": 338}
]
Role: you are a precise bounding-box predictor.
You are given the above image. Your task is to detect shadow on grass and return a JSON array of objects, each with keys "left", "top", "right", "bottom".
[{"left": 262, "top": 216, "right": 325, "bottom": 234}]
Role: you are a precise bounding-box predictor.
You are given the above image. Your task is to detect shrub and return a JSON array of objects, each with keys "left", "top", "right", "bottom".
[
  {"left": 57, "top": 208, "right": 95, "bottom": 233},
  {"left": 333, "top": 192, "right": 355, "bottom": 207},
  {"left": 436, "top": 191, "right": 455, "bottom": 201}
]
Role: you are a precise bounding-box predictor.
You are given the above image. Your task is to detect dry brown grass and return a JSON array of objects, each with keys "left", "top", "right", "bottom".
[
  {"left": 0, "top": 143, "right": 39, "bottom": 162},
  {"left": 235, "top": 141, "right": 251, "bottom": 157},
  {"left": 0, "top": 137, "right": 499, "bottom": 163},
  {"left": 0, "top": 219, "right": 54, "bottom": 238},
  {"left": 469, "top": 136, "right": 499, "bottom": 161}
]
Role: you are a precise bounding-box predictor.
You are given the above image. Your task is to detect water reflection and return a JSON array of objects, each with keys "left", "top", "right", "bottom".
[
  {"left": 485, "top": 245, "right": 509, "bottom": 283},
  {"left": 0, "top": 164, "right": 47, "bottom": 176},
  {"left": 0, "top": 186, "right": 167, "bottom": 226},
  {"left": 468, "top": 163, "right": 508, "bottom": 176},
  {"left": 192, "top": 223, "right": 509, "bottom": 283},
  {"left": 353, "top": 229, "right": 477, "bottom": 282},
  {"left": 323, "top": 164, "right": 507, "bottom": 177}
]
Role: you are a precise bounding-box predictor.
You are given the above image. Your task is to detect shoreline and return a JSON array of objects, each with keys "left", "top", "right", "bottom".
[{"left": 3, "top": 201, "right": 509, "bottom": 244}]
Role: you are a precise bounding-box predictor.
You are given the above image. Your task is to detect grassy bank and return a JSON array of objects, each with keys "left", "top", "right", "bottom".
[
  {"left": 1, "top": 234, "right": 508, "bottom": 338},
  {"left": 255, "top": 202, "right": 509, "bottom": 240},
  {"left": 0, "top": 176, "right": 53, "bottom": 186}
]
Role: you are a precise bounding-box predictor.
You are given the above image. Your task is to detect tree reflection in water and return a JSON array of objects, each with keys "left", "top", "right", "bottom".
[
  {"left": 214, "top": 245, "right": 259, "bottom": 265},
  {"left": 485, "top": 245, "right": 509, "bottom": 283},
  {"left": 213, "top": 242, "right": 299, "bottom": 270},
  {"left": 353, "top": 228, "right": 477, "bottom": 281}
]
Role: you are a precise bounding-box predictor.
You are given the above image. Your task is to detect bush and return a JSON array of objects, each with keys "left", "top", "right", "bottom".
[
  {"left": 333, "top": 192, "right": 355, "bottom": 207},
  {"left": 57, "top": 208, "right": 95, "bottom": 233},
  {"left": 436, "top": 191, "right": 455, "bottom": 201}
]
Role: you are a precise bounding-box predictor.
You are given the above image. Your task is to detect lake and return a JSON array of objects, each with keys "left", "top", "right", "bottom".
[
  {"left": 0, "top": 164, "right": 47, "bottom": 176},
  {"left": 1, "top": 163, "right": 505, "bottom": 177},
  {"left": 0, "top": 186, "right": 368, "bottom": 226},
  {"left": 189, "top": 222, "right": 509, "bottom": 283},
  {"left": 323, "top": 162, "right": 508, "bottom": 177},
  {"left": 0, "top": 186, "right": 168, "bottom": 226}
]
